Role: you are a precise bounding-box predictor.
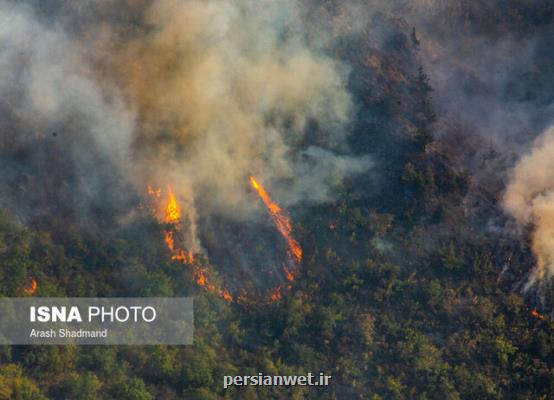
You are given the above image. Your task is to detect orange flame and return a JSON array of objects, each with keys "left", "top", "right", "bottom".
[
  {"left": 172, "top": 249, "right": 194, "bottom": 264},
  {"left": 147, "top": 185, "right": 161, "bottom": 198},
  {"left": 150, "top": 185, "right": 232, "bottom": 302},
  {"left": 163, "top": 231, "right": 174, "bottom": 252},
  {"left": 147, "top": 179, "right": 301, "bottom": 304},
  {"left": 193, "top": 268, "right": 234, "bottom": 301},
  {"left": 270, "top": 286, "right": 282, "bottom": 301},
  {"left": 165, "top": 188, "right": 181, "bottom": 223},
  {"left": 162, "top": 188, "right": 181, "bottom": 252},
  {"left": 283, "top": 266, "right": 295, "bottom": 282},
  {"left": 24, "top": 278, "right": 37, "bottom": 295},
  {"left": 221, "top": 290, "right": 233, "bottom": 302},
  {"left": 248, "top": 176, "right": 302, "bottom": 263},
  {"left": 196, "top": 269, "right": 207, "bottom": 286},
  {"left": 531, "top": 307, "right": 545, "bottom": 319}
]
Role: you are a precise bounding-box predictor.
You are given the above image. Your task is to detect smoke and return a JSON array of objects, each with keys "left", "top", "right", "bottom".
[
  {"left": 110, "top": 0, "right": 366, "bottom": 219},
  {"left": 3, "top": 0, "right": 552, "bottom": 295},
  {"left": 309, "top": 1, "right": 554, "bottom": 290},
  {"left": 0, "top": 2, "right": 134, "bottom": 162},
  {"left": 503, "top": 126, "right": 554, "bottom": 289},
  {"left": 402, "top": 2, "right": 554, "bottom": 290},
  {"left": 0, "top": 0, "right": 374, "bottom": 291},
  {"left": 108, "top": 0, "right": 371, "bottom": 288},
  {"left": 0, "top": 0, "right": 371, "bottom": 223},
  {"left": 0, "top": 2, "right": 136, "bottom": 223}
]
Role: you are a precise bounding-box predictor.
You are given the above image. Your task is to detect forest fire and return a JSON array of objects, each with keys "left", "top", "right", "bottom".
[
  {"left": 247, "top": 176, "right": 303, "bottom": 302},
  {"left": 148, "top": 185, "right": 231, "bottom": 301},
  {"left": 248, "top": 176, "right": 302, "bottom": 263},
  {"left": 24, "top": 278, "right": 38, "bottom": 295},
  {"left": 146, "top": 178, "right": 302, "bottom": 303}
]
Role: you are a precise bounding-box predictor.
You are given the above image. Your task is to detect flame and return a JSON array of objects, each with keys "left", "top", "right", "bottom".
[
  {"left": 530, "top": 307, "right": 545, "bottom": 319},
  {"left": 165, "top": 188, "right": 181, "bottom": 223},
  {"left": 196, "top": 269, "right": 207, "bottom": 286},
  {"left": 147, "top": 185, "right": 161, "bottom": 198},
  {"left": 221, "top": 290, "right": 233, "bottom": 302},
  {"left": 248, "top": 176, "right": 302, "bottom": 263},
  {"left": 193, "top": 268, "right": 234, "bottom": 301},
  {"left": 164, "top": 231, "right": 175, "bottom": 252},
  {"left": 24, "top": 278, "right": 37, "bottom": 295},
  {"left": 149, "top": 185, "right": 232, "bottom": 302},
  {"left": 269, "top": 286, "right": 282, "bottom": 301},
  {"left": 172, "top": 249, "right": 194, "bottom": 264},
  {"left": 248, "top": 176, "right": 303, "bottom": 302},
  {"left": 162, "top": 188, "right": 181, "bottom": 252},
  {"left": 283, "top": 266, "right": 295, "bottom": 282},
  {"left": 146, "top": 178, "right": 301, "bottom": 304}
]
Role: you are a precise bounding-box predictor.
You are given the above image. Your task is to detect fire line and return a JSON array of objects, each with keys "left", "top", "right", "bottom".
[
  {"left": 248, "top": 176, "right": 302, "bottom": 264},
  {"left": 147, "top": 177, "right": 303, "bottom": 303}
]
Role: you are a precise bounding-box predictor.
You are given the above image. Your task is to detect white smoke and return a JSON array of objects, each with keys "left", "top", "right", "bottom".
[
  {"left": 504, "top": 125, "right": 554, "bottom": 289},
  {"left": 0, "top": 2, "right": 134, "bottom": 166}
]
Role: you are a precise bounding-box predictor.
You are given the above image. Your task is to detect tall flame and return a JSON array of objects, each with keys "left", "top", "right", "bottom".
[
  {"left": 165, "top": 188, "right": 181, "bottom": 223},
  {"left": 163, "top": 188, "right": 181, "bottom": 252},
  {"left": 248, "top": 176, "right": 302, "bottom": 263}
]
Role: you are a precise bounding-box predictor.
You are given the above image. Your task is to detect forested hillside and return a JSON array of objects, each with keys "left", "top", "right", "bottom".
[{"left": 1, "top": 1, "right": 553, "bottom": 399}]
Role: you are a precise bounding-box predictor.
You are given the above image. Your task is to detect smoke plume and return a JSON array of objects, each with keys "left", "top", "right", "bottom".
[
  {"left": 0, "top": 0, "right": 374, "bottom": 291},
  {"left": 504, "top": 126, "right": 554, "bottom": 289},
  {"left": 0, "top": 0, "right": 371, "bottom": 223},
  {"left": 109, "top": 0, "right": 365, "bottom": 219}
]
